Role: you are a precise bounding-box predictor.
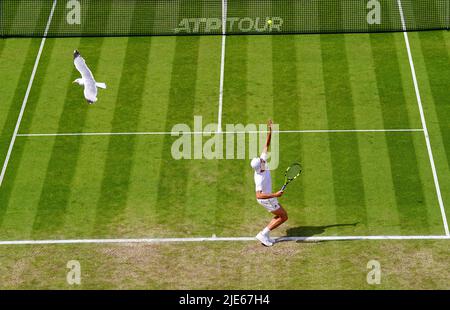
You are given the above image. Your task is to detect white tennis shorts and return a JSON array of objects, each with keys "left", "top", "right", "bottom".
[{"left": 257, "top": 198, "right": 281, "bottom": 212}]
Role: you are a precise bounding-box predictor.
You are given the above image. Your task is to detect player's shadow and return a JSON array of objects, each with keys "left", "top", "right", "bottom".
[{"left": 276, "top": 223, "right": 358, "bottom": 243}]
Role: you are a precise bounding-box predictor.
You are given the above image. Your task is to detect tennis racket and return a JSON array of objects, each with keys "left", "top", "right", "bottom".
[{"left": 280, "top": 163, "right": 302, "bottom": 192}]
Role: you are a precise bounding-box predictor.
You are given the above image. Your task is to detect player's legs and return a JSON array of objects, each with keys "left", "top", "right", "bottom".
[
  {"left": 267, "top": 205, "right": 288, "bottom": 231},
  {"left": 256, "top": 203, "right": 288, "bottom": 246}
]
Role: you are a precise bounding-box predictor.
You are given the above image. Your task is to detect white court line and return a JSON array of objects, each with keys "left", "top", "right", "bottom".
[
  {"left": 217, "top": 0, "right": 227, "bottom": 133},
  {"left": 397, "top": 0, "right": 449, "bottom": 236},
  {"left": 0, "top": 235, "right": 448, "bottom": 246},
  {"left": 0, "top": 0, "right": 57, "bottom": 188},
  {"left": 17, "top": 128, "right": 424, "bottom": 137}
]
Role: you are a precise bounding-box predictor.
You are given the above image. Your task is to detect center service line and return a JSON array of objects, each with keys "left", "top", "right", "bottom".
[{"left": 217, "top": 0, "right": 228, "bottom": 133}]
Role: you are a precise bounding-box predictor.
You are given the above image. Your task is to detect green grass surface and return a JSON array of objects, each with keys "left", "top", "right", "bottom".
[{"left": 0, "top": 28, "right": 449, "bottom": 288}]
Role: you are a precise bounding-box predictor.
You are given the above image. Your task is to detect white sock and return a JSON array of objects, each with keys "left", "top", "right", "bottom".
[{"left": 262, "top": 227, "right": 271, "bottom": 235}]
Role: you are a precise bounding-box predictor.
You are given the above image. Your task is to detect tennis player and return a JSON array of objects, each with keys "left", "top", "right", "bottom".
[{"left": 250, "top": 120, "right": 288, "bottom": 247}]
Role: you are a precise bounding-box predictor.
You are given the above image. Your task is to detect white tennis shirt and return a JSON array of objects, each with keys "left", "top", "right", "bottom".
[
  {"left": 254, "top": 152, "right": 272, "bottom": 194},
  {"left": 254, "top": 169, "right": 272, "bottom": 194}
]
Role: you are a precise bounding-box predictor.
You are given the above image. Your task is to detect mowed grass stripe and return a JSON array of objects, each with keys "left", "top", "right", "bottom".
[
  {"left": 345, "top": 34, "right": 401, "bottom": 234},
  {"left": 30, "top": 39, "right": 105, "bottom": 237},
  {"left": 62, "top": 38, "right": 128, "bottom": 238},
  {"left": 410, "top": 30, "right": 450, "bottom": 227},
  {"left": 242, "top": 36, "right": 274, "bottom": 124},
  {"left": 0, "top": 40, "right": 35, "bottom": 155},
  {"left": 242, "top": 36, "right": 275, "bottom": 234},
  {"left": 0, "top": 0, "right": 61, "bottom": 228},
  {"left": 320, "top": 34, "right": 367, "bottom": 227},
  {"left": 133, "top": 38, "right": 176, "bottom": 133},
  {"left": 0, "top": 39, "right": 42, "bottom": 229},
  {"left": 94, "top": 39, "right": 153, "bottom": 236},
  {"left": 417, "top": 31, "right": 450, "bottom": 173},
  {"left": 370, "top": 33, "right": 429, "bottom": 234},
  {"left": 0, "top": 1, "right": 56, "bottom": 152},
  {"left": 94, "top": 1, "right": 157, "bottom": 235},
  {"left": 155, "top": 36, "right": 200, "bottom": 228},
  {"left": 216, "top": 35, "right": 248, "bottom": 236},
  {"left": 123, "top": 38, "right": 176, "bottom": 236},
  {"left": 32, "top": 1, "right": 112, "bottom": 237},
  {"left": 294, "top": 36, "right": 337, "bottom": 230},
  {"left": 345, "top": 34, "right": 386, "bottom": 129},
  {"left": 371, "top": 36, "right": 420, "bottom": 129},
  {"left": 320, "top": 5, "right": 360, "bottom": 287},
  {"left": 93, "top": 38, "right": 152, "bottom": 235},
  {"left": 184, "top": 36, "right": 221, "bottom": 235},
  {"left": 272, "top": 35, "right": 305, "bottom": 225},
  {"left": 155, "top": 0, "right": 204, "bottom": 230},
  {"left": 1, "top": 40, "right": 82, "bottom": 239}
]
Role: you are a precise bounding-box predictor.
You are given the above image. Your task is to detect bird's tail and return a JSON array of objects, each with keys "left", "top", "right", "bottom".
[
  {"left": 74, "top": 50, "right": 80, "bottom": 59},
  {"left": 96, "top": 82, "right": 107, "bottom": 89},
  {"left": 87, "top": 98, "right": 97, "bottom": 104}
]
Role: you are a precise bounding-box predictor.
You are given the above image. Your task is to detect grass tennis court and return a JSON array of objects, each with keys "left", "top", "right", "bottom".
[{"left": 0, "top": 1, "right": 449, "bottom": 289}]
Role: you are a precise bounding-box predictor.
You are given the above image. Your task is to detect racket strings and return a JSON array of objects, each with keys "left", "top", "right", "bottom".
[{"left": 286, "top": 165, "right": 301, "bottom": 180}]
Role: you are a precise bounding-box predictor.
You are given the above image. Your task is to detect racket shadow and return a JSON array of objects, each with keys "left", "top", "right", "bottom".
[{"left": 276, "top": 223, "right": 359, "bottom": 243}]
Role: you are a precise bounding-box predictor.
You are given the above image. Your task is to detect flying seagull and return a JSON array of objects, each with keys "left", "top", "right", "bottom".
[{"left": 73, "top": 50, "right": 106, "bottom": 104}]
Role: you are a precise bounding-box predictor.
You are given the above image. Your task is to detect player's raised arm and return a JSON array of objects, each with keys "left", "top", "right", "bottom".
[{"left": 263, "top": 119, "right": 273, "bottom": 153}]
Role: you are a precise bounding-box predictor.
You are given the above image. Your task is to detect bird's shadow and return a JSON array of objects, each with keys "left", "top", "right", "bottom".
[{"left": 276, "top": 223, "right": 359, "bottom": 244}]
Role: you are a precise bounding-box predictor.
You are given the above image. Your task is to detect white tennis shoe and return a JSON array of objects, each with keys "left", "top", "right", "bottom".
[{"left": 256, "top": 232, "right": 274, "bottom": 247}]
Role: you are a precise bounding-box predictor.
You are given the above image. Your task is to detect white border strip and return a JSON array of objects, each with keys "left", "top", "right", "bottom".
[
  {"left": 0, "top": 0, "right": 57, "bottom": 188},
  {"left": 397, "top": 0, "right": 449, "bottom": 236},
  {"left": 17, "top": 129, "right": 424, "bottom": 137},
  {"left": 0, "top": 235, "right": 448, "bottom": 245},
  {"left": 217, "top": 0, "right": 227, "bottom": 133}
]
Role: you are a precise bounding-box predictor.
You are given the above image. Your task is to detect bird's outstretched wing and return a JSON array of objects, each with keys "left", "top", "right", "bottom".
[{"left": 74, "top": 50, "right": 98, "bottom": 102}]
